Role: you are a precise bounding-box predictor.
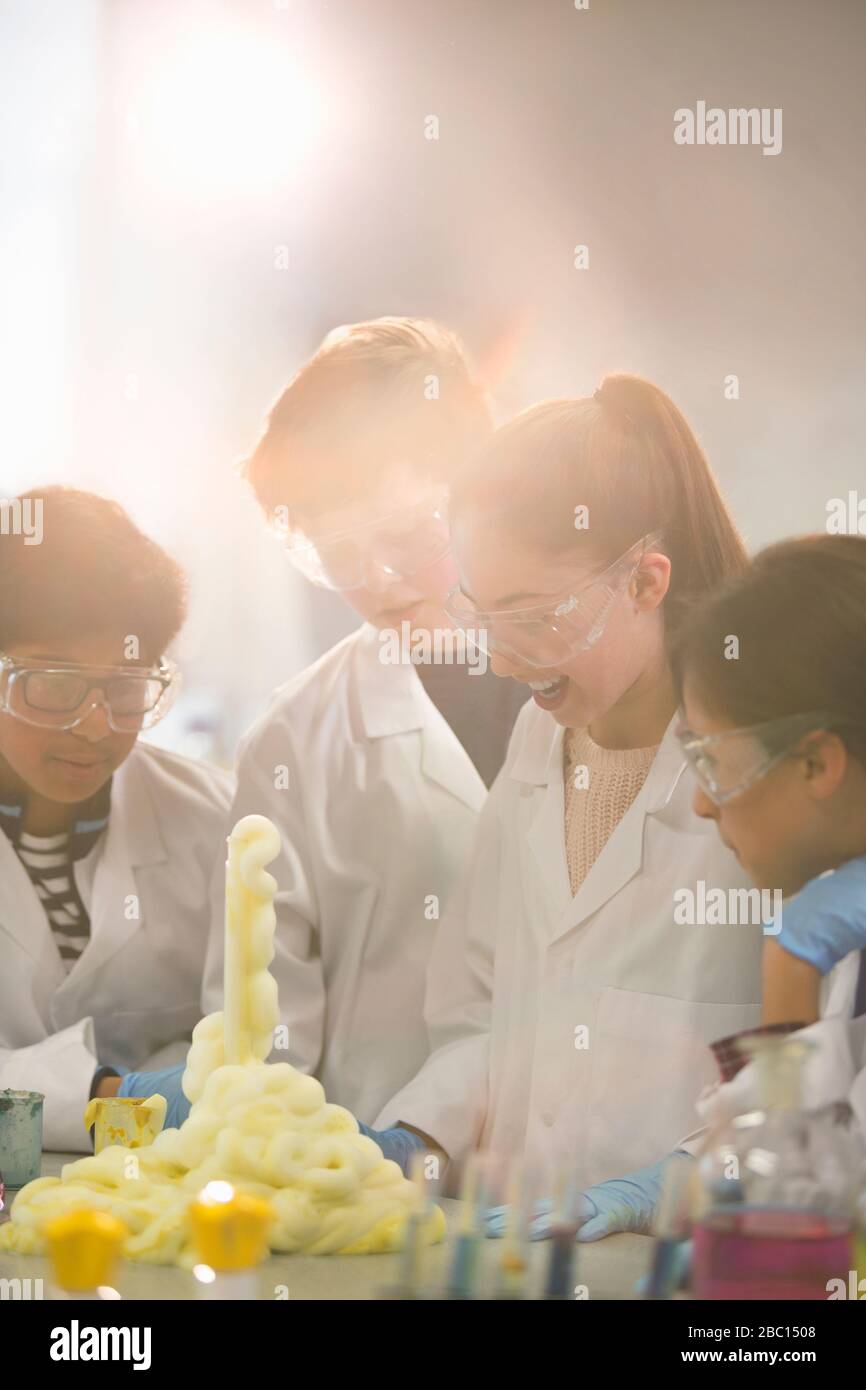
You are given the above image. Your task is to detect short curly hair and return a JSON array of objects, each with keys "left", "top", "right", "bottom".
[{"left": 0, "top": 487, "right": 187, "bottom": 661}]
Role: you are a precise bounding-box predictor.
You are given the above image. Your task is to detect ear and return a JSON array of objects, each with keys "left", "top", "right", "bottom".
[
  {"left": 799, "top": 730, "right": 849, "bottom": 800},
  {"left": 633, "top": 551, "right": 671, "bottom": 612}
]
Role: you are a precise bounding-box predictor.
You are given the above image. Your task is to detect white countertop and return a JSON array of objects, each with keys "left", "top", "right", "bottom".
[{"left": 0, "top": 1152, "right": 652, "bottom": 1300}]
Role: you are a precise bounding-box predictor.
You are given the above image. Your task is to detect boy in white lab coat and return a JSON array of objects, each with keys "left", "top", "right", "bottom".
[
  {"left": 133, "top": 317, "right": 522, "bottom": 1140},
  {"left": 0, "top": 487, "right": 232, "bottom": 1151}
]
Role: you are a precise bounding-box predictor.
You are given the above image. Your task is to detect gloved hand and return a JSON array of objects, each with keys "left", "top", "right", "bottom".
[
  {"left": 484, "top": 1154, "right": 679, "bottom": 1243},
  {"left": 118, "top": 1063, "right": 191, "bottom": 1131},
  {"left": 356, "top": 1122, "right": 431, "bottom": 1175},
  {"left": 776, "top": 854, "right": 866, "bottom": 973},
  {"left": 484, "top": 1196, "right": 585, "bottom": 1239}
]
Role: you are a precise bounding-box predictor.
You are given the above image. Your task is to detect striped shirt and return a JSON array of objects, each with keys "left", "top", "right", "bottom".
[
  {"left": 16, "top": 830, "right": 91, "bottom": 970},
  {"left": 0, "top": 781, "right": 110, "bottom": 973}
]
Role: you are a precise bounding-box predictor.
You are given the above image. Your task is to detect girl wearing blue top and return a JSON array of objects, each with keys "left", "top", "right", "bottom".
[{"left": 673, "top": 533, "right": 866, "bottom": 1030}]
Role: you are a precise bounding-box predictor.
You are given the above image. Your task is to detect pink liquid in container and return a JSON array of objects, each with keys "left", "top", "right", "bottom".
[{"left": 694, "top": 1206, "right": 852, "bottom": 1300}]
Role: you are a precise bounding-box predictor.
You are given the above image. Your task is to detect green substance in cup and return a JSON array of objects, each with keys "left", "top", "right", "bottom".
[{"left": 0, "top": 1089, "right": 45, "bottom": 1189}]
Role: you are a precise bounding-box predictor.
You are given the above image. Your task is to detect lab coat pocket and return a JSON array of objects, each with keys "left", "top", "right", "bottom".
[{"left": 584, "top": 986, "right": 759, "bottom": 1183}]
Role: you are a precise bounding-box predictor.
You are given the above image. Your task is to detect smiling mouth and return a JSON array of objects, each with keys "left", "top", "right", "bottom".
[
  {"left": 526, "top": 673, "right": 570, "bottom": 708},
  {"left": 528, "top": 675, "right": 567, "bottom": 696}
]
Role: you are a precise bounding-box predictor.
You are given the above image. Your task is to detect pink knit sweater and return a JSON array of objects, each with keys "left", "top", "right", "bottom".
[{"left": 563, "top": 726, "right": 659, "bottom": 895}]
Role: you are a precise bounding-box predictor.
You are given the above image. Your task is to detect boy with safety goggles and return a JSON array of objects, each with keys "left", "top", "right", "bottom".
[
  {"left": 234, "top": 319, "right": 527, "bottom": 1123},
  {"left": 0, "top": 487, "right": 232, "bottom": 1151},
  {"left": 123, "top": 318, "right": 526, "bottom": 1141}
]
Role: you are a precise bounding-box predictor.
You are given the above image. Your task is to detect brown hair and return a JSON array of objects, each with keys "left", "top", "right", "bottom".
[
  {"left": 0, "top": 487, "right": 187, "bottom": 660},
  {"left": 243, "top": 316, "right": 492, "bottom": 517},
  {"left": 450, "top": 373, "right": 747, "bottom": 637},
  {"left": 672, "top": 533, "right": 866, "bottom": 762}
]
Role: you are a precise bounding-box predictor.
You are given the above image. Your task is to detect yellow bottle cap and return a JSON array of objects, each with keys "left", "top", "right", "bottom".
[
  {"left": 45, "top": 1209, "right": 127, "bottom": 1291},
  {"left": 188, "top": 1183, "right": 273, "bottom": 1271}
]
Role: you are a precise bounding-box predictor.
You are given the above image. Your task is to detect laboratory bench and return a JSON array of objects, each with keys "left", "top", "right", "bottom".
[{"left": 0, "top": 1151, "right": 653, "bottom": 1300}]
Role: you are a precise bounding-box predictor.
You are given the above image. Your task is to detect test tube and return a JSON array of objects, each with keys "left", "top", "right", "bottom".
[
  {"left": 446, "top": 1155, "right": 482, "bottom": 1299},
  {"left": 544, "top": 1166, "right": 583, "bottom": 1300},
  {"left": 394, "top": 1150, "right": 431, "bottom": 1297},
  {"left": 495, "top": 1157, "right": 528, "bottom": 1300},
  {"left": 644, "top": 1153, "right": 693, "bottom": 1300}
]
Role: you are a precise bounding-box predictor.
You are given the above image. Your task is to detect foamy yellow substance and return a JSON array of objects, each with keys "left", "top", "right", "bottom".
[{"left": 0, "top": 815, "right": 444, "bottom": 1266}]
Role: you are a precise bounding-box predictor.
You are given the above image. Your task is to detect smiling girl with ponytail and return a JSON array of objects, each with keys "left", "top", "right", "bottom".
[{"left": 372, "top": 373, "right": 764, "bottom": 1244}]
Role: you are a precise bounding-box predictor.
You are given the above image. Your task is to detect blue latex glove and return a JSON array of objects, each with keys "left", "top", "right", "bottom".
[
  {"left": 484, "top": 1155, "right": 676, "bottom": 1243},
  {"left": 775, "top": 854, "right": 866, "bottom": 974},
  {"left": 118, "top": 1063, "right": 191, "bottom": 1131},
  {"left": 357, "top": 1122, "right": 430, "bottom": 1175}
]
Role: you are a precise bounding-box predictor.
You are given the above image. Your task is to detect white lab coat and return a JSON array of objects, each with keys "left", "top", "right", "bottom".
[
  {"left": 0, "top": 743, "right": 233, "bottom": 1152},
  {"left": 376, "top": 700, "right": 765, "bottom": 1188},
  {"left": 202, "top": 623, "right": 488, "bottom": 1125}
]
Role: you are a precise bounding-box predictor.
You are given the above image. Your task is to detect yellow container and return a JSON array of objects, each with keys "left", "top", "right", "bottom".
[
  {"left": 188, "top": 1182, "right": 273, "bottom": 1271},
  {"left": 83, "top": 1094, "right": 167, "bottom": 1152},
  {"left": 46, "top": 1209, "right": 127, "bottom": 1291}
]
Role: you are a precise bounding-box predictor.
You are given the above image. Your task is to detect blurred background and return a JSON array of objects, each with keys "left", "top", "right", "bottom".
[{"left": 2, "top": 0, "right": 864, "bottom": 761}]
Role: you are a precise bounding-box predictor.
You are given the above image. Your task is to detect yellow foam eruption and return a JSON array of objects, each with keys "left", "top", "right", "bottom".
[{"left": 0, "top": 815, "right": 444, "bottom": 1265}]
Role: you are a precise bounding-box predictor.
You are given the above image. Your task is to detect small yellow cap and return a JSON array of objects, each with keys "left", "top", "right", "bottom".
[
  {"left": 45, "top": 1209, "right": 127, "bottom": 1291},
  {"left": 188, "top": 1182, "right": 273, "bottom": 1271}
]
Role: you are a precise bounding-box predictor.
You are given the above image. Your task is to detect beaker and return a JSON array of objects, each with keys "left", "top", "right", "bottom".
[
  {"left": 693, "top": 1035, "right": 861, "bottom": 1300},
  {"left": 83, "top": 1094, "right": 166, "bottom": 1152},
  {"left": 0, "top": 1088, "right": 44, "bottom": 1189}
]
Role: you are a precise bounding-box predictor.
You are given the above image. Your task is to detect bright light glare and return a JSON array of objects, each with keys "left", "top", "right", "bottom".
[
  {"left": 200, "top": 1181, "right": 235, "bottom": 1205},
  {"left": 128, "top": 23, "right": 327, "bottom": 198}
]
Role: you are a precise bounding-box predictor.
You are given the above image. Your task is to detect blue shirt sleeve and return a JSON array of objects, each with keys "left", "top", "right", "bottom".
[{"left": 776, "top": 854, "right": 866, "bottom": 975}]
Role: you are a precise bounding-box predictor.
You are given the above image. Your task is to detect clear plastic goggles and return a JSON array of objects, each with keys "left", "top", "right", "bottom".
[
  {"left": 676, "top": 712, "right": 841, "bottom": 805},
  {"left": 276, "top": 493, "right": 451, "bottom": 591},
  {"left": 443, "top": 532, "right": 663, "bottom": 670},
  {"left": 0, "top": 654, "right": 179, "bottom": 733}
]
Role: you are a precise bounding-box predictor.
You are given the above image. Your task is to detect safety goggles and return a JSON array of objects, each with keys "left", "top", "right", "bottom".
[
  {"left": 276, "top": 492, "right": 451, "bottom": 591},
  {"left": 0, "top": 653, "right": 179, "bottom": 733},
  {"left": 675, "top": 711, "right": 843, "bottom": 806},
  {"left": 443, "top": 532, "right": 664, "bottom": 670}
]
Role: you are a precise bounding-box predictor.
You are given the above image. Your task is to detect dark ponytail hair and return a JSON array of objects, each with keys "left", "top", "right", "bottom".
[
  {"left": 450, "top": 373, "right": 747, "bottom": 638},
  {"left": 672, "top": 534, "right": 866, "bottom": 764}
]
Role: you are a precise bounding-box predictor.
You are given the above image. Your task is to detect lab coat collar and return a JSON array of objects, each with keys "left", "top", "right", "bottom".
[
  {"left": 419, "top": 713, "right": 486, "bottom": 813},
  {"left": 58, "top": 745, "right": 168, "bottom": 990},
  {"left": 508, "top": 704, "right": 686, "bottom": 810},
  {"left": 557, "top": 717, "right": 687, "bottom": 938},
  {"left": 354, "top": 623, "right": 426, "bottom": 738},
  {"left": 510, "top": 707, "right": 688, "bottom": 940},
  {"left": 84, "top": 744, "right": 168, "bottom": 872},
  {"left": 353, "top": 623, "right": 485, "bottom": 812},
  {"left": 0, "top": 745, "right": 165, "bottom": 975}
]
